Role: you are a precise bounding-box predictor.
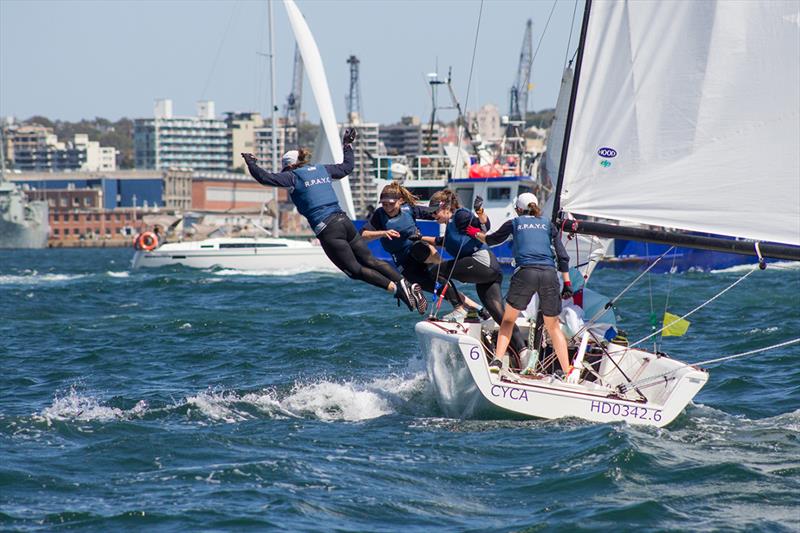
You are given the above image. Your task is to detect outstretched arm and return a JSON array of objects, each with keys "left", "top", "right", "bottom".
[
  {"left": 324, "top": 128, "right": 357, "bottom": 179},
  {"left": 242, "top": 153, "right": 296, "bottom": 187},
  {"left": 475, "top": 220, "right": 512, "bottom": 246}
]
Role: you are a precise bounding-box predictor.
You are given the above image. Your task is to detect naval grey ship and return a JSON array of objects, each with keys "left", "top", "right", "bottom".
[{"left": 0, "top": 129, "right": 49, "bottom": 249}]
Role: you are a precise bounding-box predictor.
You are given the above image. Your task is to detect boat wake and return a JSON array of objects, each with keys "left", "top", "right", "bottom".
[
  {"left": 710, "top": 260, "right": 800, "bottom": 274},
  {"left": 28, "top": 372, "right": 434, "bottom": 428},
  {"left": 210, "top": 266, "right": 340, "bottom": 277},
  {"left": 0, "top": 272, "right": 86, "bottom": 285}
]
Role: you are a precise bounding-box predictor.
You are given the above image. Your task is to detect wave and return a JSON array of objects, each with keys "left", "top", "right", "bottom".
[
  {"left": 0, "top": 272, "right": 86, "bottom": 285},
  {"left": 710, "top": 261, "right": 800, "bottom": 274},
  {"left": 106, "top": 271, "right": 130, "bottom": 278},
  {"left": 30, "top": 372, "right": 430, "bottom": 427},
  {"left": 37, "top": 387, "right": 147, "bottom": 423}
]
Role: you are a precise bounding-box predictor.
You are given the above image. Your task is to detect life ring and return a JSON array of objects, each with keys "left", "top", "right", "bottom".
[{"left": 138, "top": 231, "right": 158, "bottom": 251}]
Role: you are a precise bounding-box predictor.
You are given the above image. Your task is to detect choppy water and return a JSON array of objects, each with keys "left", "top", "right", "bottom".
[{"left": 1, "top": 248, "right": 798, "bottom": 531}]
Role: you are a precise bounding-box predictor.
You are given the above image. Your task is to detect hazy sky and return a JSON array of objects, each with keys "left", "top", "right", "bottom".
[{"left": 1, "top": 0, "right": 585, "bottom": 124}]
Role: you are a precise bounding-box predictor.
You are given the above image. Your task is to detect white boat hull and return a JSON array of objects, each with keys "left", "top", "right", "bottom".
[
  {"left": 130, "top": 237, "right": 336, "bottom": 272},
  {"left": 416, "top": 320, "right": 708, "bottom": 427}
]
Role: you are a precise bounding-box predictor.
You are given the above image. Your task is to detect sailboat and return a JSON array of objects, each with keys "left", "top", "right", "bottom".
[
  {"left": 415, "top": 0, "right": 800, "bottom": 427},
  {"left": 132, "top": 0, "right": 348, "bottom": 273}
]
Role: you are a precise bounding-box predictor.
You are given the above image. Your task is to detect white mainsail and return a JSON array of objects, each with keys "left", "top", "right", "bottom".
[
  {"left": 560, "top": 0, "right": 800, "bottom": 246},
  {"left": 283, "top": 0, "right": 356, "bottom": 219}
]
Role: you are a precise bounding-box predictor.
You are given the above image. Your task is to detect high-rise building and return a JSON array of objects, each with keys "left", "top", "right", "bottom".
[
  {"left": 467, "top": 104, "right": 502, "bottom": 144},
  {"left": 226, "top": 112, "right": 264, "bottom": 171},
  {"left": 342, "top": 117, "right": 381, "bottom": 218},
  {"left": 11, "top": 130, "right": 117, "bottom": 172},
  {"left": 380, "top": 116, "right": 442, "bottom": 156},
  {"left": 254, "top": 122, "right": 298, "bottom": 171},
  {"left": 134, "top": 99, "right": 228, "bottom": 172}
]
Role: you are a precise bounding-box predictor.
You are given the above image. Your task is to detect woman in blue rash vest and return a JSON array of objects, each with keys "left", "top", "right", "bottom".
[
  {"left": 473, "top": 192, "right": 576, "bottom": 379},
  {"left": 420, "top": 189, "right": 528, "bottom": 365},
  {"left": 241, "top": 127, "right": 427, "bottom": 314},
  {"left": 359, "top": 182, "right": 488, "bottom": 321}
]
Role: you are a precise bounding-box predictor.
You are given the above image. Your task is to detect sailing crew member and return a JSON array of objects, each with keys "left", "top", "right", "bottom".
[
  {"left": 359, "top": 183, "right": 488, "bottom": 321},
  {"left": 421, "top": 189, "right": 528, "bottom": 364},
  {"left": 242, "top": 128, "right": 427, "bottom": 314},
  {"left": 473, "top": 192, "right": 575, "bottom": 378}
]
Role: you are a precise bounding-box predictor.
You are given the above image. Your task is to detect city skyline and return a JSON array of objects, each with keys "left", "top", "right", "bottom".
[{"left": 1, "top": 0, "right": 585, "bottom": 124}]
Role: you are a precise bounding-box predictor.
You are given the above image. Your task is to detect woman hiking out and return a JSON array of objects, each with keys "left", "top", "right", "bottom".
[
  {"left": 473, "top": 192, "right": 576, "bottom": 379},
  {"left": 241, "top": 128, "right": 426, "bottom": 314},
  {"left": 359, "top": 182, "right": 488, "bottom": 321},
  {"left": 421, "top": 189, "right": 528, "bottom": 366}
]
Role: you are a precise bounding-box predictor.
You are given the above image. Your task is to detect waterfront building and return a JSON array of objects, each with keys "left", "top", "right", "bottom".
[
  {"left": 379, "top": 116, "right": 442, "bottom": 157},
  {"left": 254, "top": 121, "right": 298, "bottom": 170},
  {"left": 11, "top": 128, "right": 118, "bottom": 173},
  {"left": 134, "top": 99, "right": 228, "bottom": 172},
  {"left": 341, "top": 116, "right": 381, "bottom": 218},
  {"left": 226, "top": 112, "right": 264, "bottom": 171},
  {"left": 466, "top": 104, "right": 503, "bottom": 144}
]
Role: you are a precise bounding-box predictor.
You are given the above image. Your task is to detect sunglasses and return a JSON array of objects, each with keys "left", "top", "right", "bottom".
[{"left": 380, "top": 199, "right": 399, "bottom": 206}]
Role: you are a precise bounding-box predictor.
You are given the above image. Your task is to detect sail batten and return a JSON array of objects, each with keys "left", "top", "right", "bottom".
[{"left": 561, "top": 1, "right": 800, "bottom": 247}]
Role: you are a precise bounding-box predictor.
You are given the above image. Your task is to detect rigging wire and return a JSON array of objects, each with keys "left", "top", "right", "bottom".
[
  {"left": 532, "top": 0, "right": 559, "bottom": 67},
  {"left": 430, "top": 0, "right": 485, "bottom": 317},
  {"left": 563, "top": 0, "right": 579, "bottom": 71},
  {"left": 571, "top": 246, "right": 675, "bottom": 339},
  {"left": 201, "top": 0, "right": 243, "bottom": 100},
  {"left": 620, "top": 337, "right": 800, "bottom": 393},
  {"left": 629, "top": 264, "right": 760, "bottom": 349}
]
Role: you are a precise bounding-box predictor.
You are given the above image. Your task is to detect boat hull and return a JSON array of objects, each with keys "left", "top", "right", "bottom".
[
  {"left": 416, "top": 320, "right": 708, "bottom": 427},
  {"left": 131, "top": 238, "right": 335, "bottom": 272}
]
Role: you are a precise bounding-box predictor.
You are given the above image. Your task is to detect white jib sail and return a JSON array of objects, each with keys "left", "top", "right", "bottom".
[
  {"left": 283, "top": 0, "right": 356, "bottom": 219},
  {"left": 561, "top": 0, "right": 800, "bottom": 246}
]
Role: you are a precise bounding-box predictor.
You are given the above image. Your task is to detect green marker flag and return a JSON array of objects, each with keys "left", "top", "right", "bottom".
[{"left": 662, "top": 312, "right": 690, "bottom": 337}]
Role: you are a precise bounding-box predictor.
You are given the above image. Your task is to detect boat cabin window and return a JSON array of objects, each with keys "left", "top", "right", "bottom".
[
  {"left": 487, "top": 187, "right": 512, "bottom": 201},
  {"left": 218, "top": 242, "right": 289, "bottom": 249}
]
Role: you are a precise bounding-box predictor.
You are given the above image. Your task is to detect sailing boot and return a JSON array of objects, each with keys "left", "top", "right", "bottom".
[{"left": 396, "top": 278, "right": 427, "bottom": 314}]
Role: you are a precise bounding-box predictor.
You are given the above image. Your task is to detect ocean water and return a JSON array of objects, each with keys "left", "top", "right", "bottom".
[{"left": 1, "top": 248, "right": 798, "bottom": 532}]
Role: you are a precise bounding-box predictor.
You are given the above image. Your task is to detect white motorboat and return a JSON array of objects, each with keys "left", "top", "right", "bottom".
[{"left": 130, "top": 236, "right": 333, "bottom": 271}]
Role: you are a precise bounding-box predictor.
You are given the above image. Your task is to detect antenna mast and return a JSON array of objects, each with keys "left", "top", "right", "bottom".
[{"left": 346, "top": 55, "right": 362, "bottom": 123}]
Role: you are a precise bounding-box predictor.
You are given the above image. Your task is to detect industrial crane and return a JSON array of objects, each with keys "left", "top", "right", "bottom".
[
  {"left": 284, "top": 45, "right": 304, "bottom": 130},
  {"left": 505, "top": 19, "right": 533, "bottom": 154}
]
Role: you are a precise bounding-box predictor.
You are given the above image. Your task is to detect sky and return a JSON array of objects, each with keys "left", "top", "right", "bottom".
[{"left": 0, "top": 0, "right": 585, "bottom": 125}]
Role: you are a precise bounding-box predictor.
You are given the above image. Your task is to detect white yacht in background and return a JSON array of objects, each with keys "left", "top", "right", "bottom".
[
  {"left": 130, "top": 236, "right": 332, "bottom": 271},
  {"left": 132, "top": 0, "right": 348, "bottom": 274}
]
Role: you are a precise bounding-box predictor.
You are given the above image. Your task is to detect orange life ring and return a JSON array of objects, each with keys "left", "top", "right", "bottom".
[{"left": 139, "top": 231, "right": 158, "bottom": 251}]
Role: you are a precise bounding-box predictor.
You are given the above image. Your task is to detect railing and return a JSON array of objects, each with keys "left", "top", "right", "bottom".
[{"left": 372, "top": 154, "right": 452, "bottom": 182}]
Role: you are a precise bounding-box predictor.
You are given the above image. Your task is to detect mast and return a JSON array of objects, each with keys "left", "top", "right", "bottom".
[
  {"left": 551, "top": 0, "right": 591, "bottom": 223},
  {"left": 268, "top": 0, "right": 280, "bottom": 237}
]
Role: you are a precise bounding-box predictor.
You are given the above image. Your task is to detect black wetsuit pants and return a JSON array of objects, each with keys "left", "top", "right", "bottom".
[
  {"left": 398, "top": 255, "right": 464, "bottom": 308},
  {"left": 317, "top": 213, "right": 401, "bottom": 289},
  {"left": 439, "top": 252, "right": 527, "bottom": 358}
]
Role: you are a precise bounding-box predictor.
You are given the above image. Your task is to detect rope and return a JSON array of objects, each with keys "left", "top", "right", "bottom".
[
  {"left": 621, "top": 337, "right": 800, "bottom": 392},
  {"left": 570, "top": 246, "right": 675, "bottom": 339},
  {"left": 696, "top": 338, "right": 800, "bottom": 367},
  {"left": 563, "top": 0, "right": 579, "bottom": 71},
  {"left": 430, "top": 0, "right": 485, "bottom": 317},
  {"left": 629, "top": 264, "right": 759, "bottom": 349}
]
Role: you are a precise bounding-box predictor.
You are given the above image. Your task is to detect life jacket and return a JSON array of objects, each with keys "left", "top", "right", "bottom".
[
  {"left": 377, "top": 204, "right": 418, "bottom": 263},
  {"left": 444, "top": 208, "right": 487, "bottom": 259},
  {"left": 289, "top": 165, "right": 343, "bottom": 233},
  {"left": 512, "top": 215, "right": 555, "bottom": 267}
]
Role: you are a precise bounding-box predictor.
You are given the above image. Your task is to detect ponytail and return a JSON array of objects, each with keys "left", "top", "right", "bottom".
[
  {"left": 381, "top": 182, "right": 419, "bottom": 206},
  {"left": 286, "top": 148, "right": 312, "bottom": 170}
]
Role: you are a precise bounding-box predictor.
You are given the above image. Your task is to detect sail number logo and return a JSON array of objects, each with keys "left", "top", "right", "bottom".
[{"left": 597, "top": 147, "right": 617, "bottom": 158}]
